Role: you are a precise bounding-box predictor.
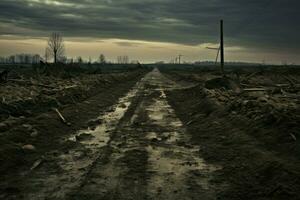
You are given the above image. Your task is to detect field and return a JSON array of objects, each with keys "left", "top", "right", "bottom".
[{"left": 0, "top": 64, "right": 300, "bottom": 200}]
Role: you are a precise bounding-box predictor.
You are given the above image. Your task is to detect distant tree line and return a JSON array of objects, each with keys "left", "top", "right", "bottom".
[
  {"left": 117, "top": 56, "right": 129, "bottom": 64},
  {"left": 0, "top": 54, "right": 41, "bottom": 64},
  {"left": 0, "top": 32, "right": 138, "bottom": 65}
]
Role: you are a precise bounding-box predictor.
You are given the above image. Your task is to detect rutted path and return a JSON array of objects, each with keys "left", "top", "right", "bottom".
[{"left": 22, "top": 69, "right": 221, "bottom": 200}]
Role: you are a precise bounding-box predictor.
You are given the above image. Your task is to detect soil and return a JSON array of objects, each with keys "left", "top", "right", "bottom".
[
  {"left": 165, "top": 67, "right": 300, "bottom": 200},
  {"left": 0, "top": 68, "right": 148, "bottom": 199},
  {"left": 1, "top": 66, "right": 300, "bottom": 200}
]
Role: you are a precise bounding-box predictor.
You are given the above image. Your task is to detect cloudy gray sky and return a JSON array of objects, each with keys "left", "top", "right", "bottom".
[{"left": 0, "top": 0, "right": 299, "bottom": 63}]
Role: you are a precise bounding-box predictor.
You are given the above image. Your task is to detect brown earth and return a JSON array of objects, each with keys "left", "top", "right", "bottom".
[
  {"left": 1, "top": 66, "right": 300, "bottom": 200},
  {"left": 165, "top": 67, "right": 300, "bottom": 200},
  {"left": 0, "top": 68, "right": 148, "bottom": 199}
]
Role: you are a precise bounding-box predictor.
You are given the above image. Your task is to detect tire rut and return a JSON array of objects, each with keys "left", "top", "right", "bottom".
[
  {"left": 68, "top": 69, "right": 221, "bottom": 200},
  {"left": 19, "top": 69, "right": 221, "bottom": 200}
]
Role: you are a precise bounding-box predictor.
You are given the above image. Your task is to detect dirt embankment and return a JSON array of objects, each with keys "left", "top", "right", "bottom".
[
  {"left": 0, "top": 70, "right": 147, "bottom": 121},
  {"left": 0, "top": 69, "right": 148, "bottom": 197},
  {"left": 165, "top": 69, "right": 300, "bottom": 200}
]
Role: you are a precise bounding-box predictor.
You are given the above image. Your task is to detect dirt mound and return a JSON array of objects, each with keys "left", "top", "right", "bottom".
[
  {"left": 205, "top": 77, "right": 240, "bottom": 91},
  {"left": 177, "top": 84, "right": 220, "bottom": 116},
  {"left": 166, "top": 79, "right": 300, "bottom": 200},
  {"left": 0, "top": 70, "right": 146, "bottom": 122}
]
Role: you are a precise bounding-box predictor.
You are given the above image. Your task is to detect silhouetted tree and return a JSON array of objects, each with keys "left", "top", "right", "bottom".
[
  {"left": 77, "top": 56, "right": 83, "bottom": 64},
  {"left": 47, "top": 32, "right": 65, "bottom": 64},
  {"left": 117, "top": 55, "right": 129, "bottom": 64},
  {"left": 99, "top": 54, "right": 106, "bottom": 64}
]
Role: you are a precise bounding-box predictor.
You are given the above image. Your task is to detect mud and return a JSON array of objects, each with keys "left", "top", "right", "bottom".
[
  {"left": 165, "top": 68, "right": 300, "bottom": 200},
  {"left": 1, "top": 69, "right": 225, "bottom": 200},
  {"left": 2, "top": 66, "right": 299, "bottom": 200},
  {"left": 0, "top": 69, "right": 147, "bottom": 200},
  {"left": 66, "top": 69, "right": 221, "bottom": 200}
]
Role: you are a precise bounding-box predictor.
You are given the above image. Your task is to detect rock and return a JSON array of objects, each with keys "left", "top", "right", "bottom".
[
  {"left": 22, "top": 144, "right": 36, "bottom": 151},
  {"left": 22, "top": 124, "right": 33, "bottom": 130},
  {"left": 30, "top": 129, "right": 38, "bottom": 137}
]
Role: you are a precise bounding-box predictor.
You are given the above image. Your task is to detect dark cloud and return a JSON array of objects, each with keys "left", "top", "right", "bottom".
[{"left": 0, "top": 0, "right": 299, "bottom": 52}]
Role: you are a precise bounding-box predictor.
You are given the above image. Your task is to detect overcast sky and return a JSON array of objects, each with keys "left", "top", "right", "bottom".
[{"left": 0, "top": 0, "right": 299, "bottom": 63}]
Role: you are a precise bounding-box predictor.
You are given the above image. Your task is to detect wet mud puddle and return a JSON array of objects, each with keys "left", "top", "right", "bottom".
[
  {"left": 74, "top": 69, "right": 221, "bottom": 200},
  {"left": 22, "top": 69, "right": 221, "bottom": 200},
  {"left": 23, "top": 78, "right": 146, "bottom": 200},
  {"left": 145, "top": 88, "right": 221, "bottom": 200}
]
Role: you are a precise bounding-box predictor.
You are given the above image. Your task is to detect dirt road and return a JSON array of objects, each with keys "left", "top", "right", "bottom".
[
  {"left": 3, "top": 67, "right": 299, "bottom": 200},
  {"left": 3, "top": 69, "right": 221, "bottom": 200}
]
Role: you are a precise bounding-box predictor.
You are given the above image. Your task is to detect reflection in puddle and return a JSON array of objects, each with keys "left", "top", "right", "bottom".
[
  {"left": 25, "top": 80, "right": 145, "bottom": 200},
  {"left": 145, "top": 87, "right": 221, "bottom": 199},
  {"left": 147, "top": 91, "right": 182, "bottom": 128},
  {"left": 69, "top": 81, "right": 143, "bottom": 148},
  {"left": 24, "top": 69, "right": 220, "bottom": 199}
]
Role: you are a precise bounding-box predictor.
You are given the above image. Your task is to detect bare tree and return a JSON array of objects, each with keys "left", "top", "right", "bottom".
[
  {"left": 117, "top": 55, "right": 129, "bottom": 64},
  {"left": 117, "top": 56, "right": 122, "bottom": 64},
  {"left": 99, "top": 54, "right": 106, "bottom": 64},
  {"left": 77, "top": 56, "right": 83, "bottom": 64},
  {"left": 47, "top": 33, "right": 65, "bottom": 64}
]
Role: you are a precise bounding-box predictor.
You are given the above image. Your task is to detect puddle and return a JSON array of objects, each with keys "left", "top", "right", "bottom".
[
  {"left": 147, "top": 91, "right": 183, "bottom": 129},
  {"left": 24, "top": 78, "right": 145, "bottom": 200},
  {"left": 23, "top": 69, "right": 220, "bottom": 199},
  {"left": 68, "top": 80, "right": 143, "bottom": 148},
  {"left": 146, "top": 144, "right": 221, "bottom": 193},
  {"left": 144, "top": 84, "right": 221, "bottom": 199}
]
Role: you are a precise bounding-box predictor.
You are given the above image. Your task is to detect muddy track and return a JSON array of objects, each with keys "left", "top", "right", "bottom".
[
  {"left": 67, "top": 69, "right": 221, "bottom": 200},
  {"left": 0, "top": 71, "right": 147, "bottom": 200},
  {"left": 165, "top": 74, "right": 300, "bottom": 200},
  {"left": 3, "top": 69, "right": 223, "bottom": 200}
]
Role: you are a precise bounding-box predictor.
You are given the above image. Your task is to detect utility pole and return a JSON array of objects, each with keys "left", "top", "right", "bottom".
[
  {"left": 178, "top": 54, "right": 183, "bottom": 64},
  {"left": 220, "top": 20, "right": 225, "bottom": 76}
]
